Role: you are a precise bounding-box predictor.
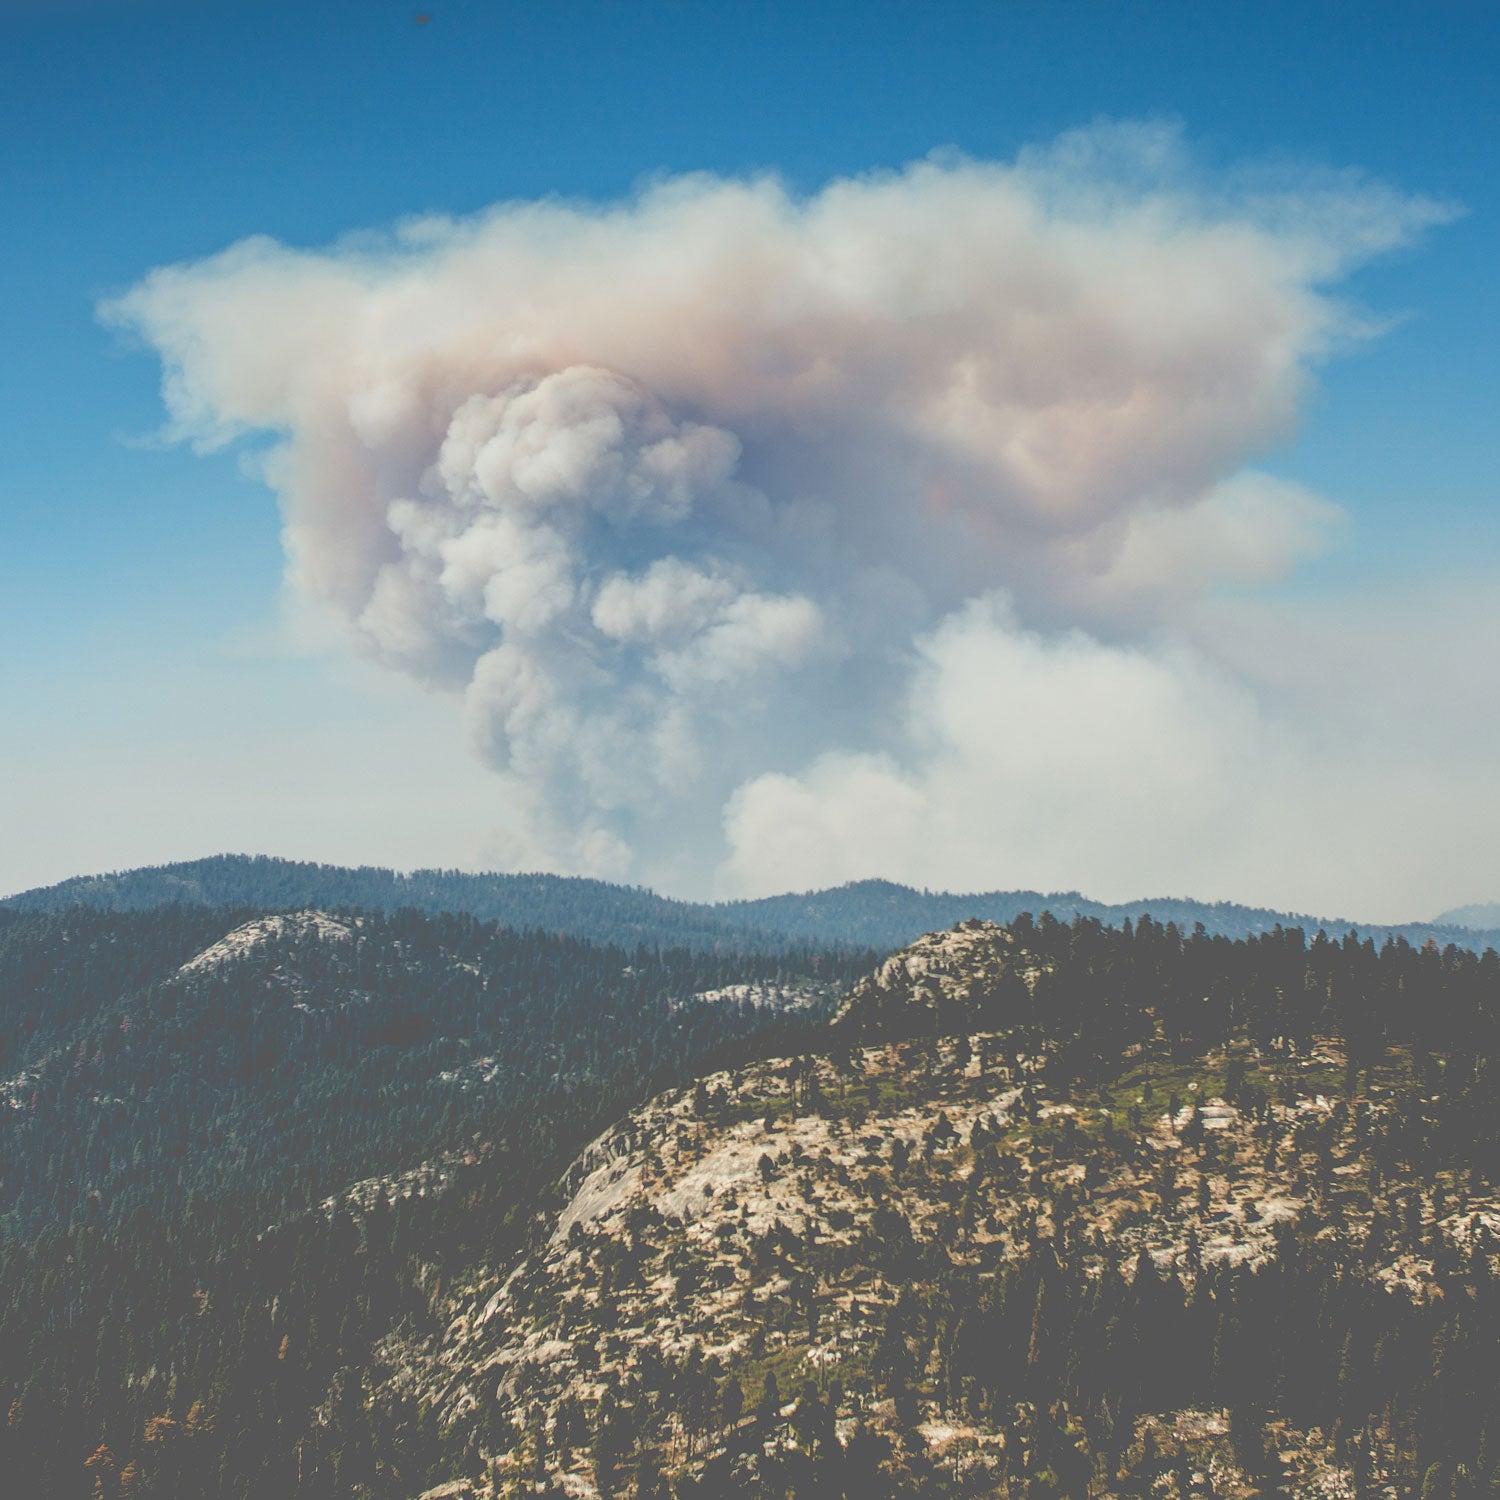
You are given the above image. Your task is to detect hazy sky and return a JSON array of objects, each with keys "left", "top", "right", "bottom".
[{"left": 2, "top": 0, "right": 1497, "bottom": 919}]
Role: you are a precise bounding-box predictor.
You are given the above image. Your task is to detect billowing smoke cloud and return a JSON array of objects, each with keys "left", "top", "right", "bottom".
[{"left": 105, "top": 122, "right": 1455, "bottom": 896}]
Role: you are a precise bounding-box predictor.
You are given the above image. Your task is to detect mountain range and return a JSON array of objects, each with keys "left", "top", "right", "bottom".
[
  {"left": 1435, "top": 901, "right": 1500, "bottom": 931},
  {"left": 378, "top": 914, "right": 1500, "bottom": 1499},
  {"left": 6, "top": 853, "right": 1498, "bottom": 956},
  {"left": 3, "top": 861, "right": 1498, "bottom": 1498}
]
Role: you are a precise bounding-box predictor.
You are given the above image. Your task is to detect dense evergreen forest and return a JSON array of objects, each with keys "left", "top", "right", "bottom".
[
  {"left": 1, "top": 900, "right": 1498, "bottom": 1498},
  {"left": 7, "top": 854, "right": 1497, "bottom": 955},
  {"left": 804, "top": 915, "right": 1500, "bottom": 1500},
  {"left": 394, "top": 915, "right": 1500, "bottom": 1500},
  {"left": 0, "top": 903, "right": 866, "bottom": 1498}
]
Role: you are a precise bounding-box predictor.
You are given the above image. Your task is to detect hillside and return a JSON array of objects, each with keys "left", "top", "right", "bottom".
[
  {"left": 8, "top": 855, "right": 1500, "bottom": 957},
  {"left": 0, "top": 904, "right": 866, "bottom": 1500},
  {"left": 5, "top": 902, "right": 1500, "bottom": 1499},
  {"left": 377, "top": 916, "right": 1500, "bottom": 1500},
  {"left": 0, "top": 904, "right": 865, "bottom": 1233},
  {"left": 1436, "top": 902, "right": 1500, "bottom": 932}
]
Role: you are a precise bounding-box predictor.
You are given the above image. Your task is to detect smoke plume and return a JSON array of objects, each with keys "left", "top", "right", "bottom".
[{"left": 106, "top": 123, "right": 1454, "bottom": 896}]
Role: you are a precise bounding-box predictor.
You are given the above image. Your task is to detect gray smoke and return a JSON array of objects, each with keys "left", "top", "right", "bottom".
[{"left": 105, "top": 122, "right": 1453, "bottom": 896}]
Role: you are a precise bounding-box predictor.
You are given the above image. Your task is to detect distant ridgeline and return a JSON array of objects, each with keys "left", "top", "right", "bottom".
[{"left": 4, "top": 853, "right": 1498, "bottom": 955}]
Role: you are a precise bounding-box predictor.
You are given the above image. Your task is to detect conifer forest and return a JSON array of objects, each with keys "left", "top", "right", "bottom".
[{"left": 0, "top": 886, "right": 1496, "bottom": 1499}]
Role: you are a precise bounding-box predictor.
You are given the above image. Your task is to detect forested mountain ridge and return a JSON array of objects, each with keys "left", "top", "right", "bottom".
[
  {"left": 0, "top": 857, "right": 786, "bottom": 953},
  {"left": 7, "top": 853, "right": 1499, "bottom": 956},
  {"left": 380, "top": 915, "right": 1500, "bottom": 1500},
  {"left": 0, "top": 903, "right": 867, "bottom": 1498},
  {"left": 0, "top": 902, "right": 862, "bottom": 1231},
  {"left": 5, "top": 902, "right": 1499, "bottom": 1499}
]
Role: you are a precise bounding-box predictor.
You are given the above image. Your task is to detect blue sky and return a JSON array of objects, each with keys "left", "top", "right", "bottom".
[{"left": 2, "top": 0, "right": 1497, "bottom": 915}]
